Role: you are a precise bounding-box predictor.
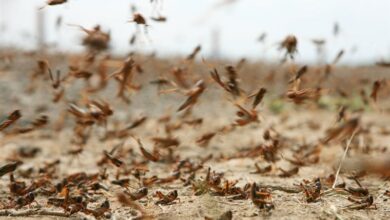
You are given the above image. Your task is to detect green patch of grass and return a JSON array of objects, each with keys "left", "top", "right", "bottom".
[{"left": 268, "top": 99, "right": 285, "bottom": 114}]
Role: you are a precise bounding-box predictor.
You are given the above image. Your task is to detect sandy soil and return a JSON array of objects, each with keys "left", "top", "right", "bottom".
[{"left": 0, "top": 52, "right": 390, "bottom": 219}]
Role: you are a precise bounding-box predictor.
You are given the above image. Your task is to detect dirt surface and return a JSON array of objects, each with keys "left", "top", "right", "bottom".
[{"left": 0, "top": 51, "right": 390, "bottom": 219}]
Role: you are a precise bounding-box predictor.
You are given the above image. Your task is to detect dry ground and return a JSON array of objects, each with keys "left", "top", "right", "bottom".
[{"left": 0, "top": 51, "right": 390, "bottom": 219}]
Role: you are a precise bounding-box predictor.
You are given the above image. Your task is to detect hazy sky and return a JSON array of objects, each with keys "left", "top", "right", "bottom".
[{"left": 1, "top": 0, "right": 390, "bottom": 64}]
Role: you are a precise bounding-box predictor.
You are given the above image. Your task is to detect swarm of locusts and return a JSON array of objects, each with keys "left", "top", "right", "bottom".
[{"left": 0, "top": 1, "right": 390, "bottom": 219}]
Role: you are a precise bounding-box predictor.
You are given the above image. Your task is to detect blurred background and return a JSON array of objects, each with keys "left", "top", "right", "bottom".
[{"left": 1, "top": 0, "right": 390, "bottom": 64}]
